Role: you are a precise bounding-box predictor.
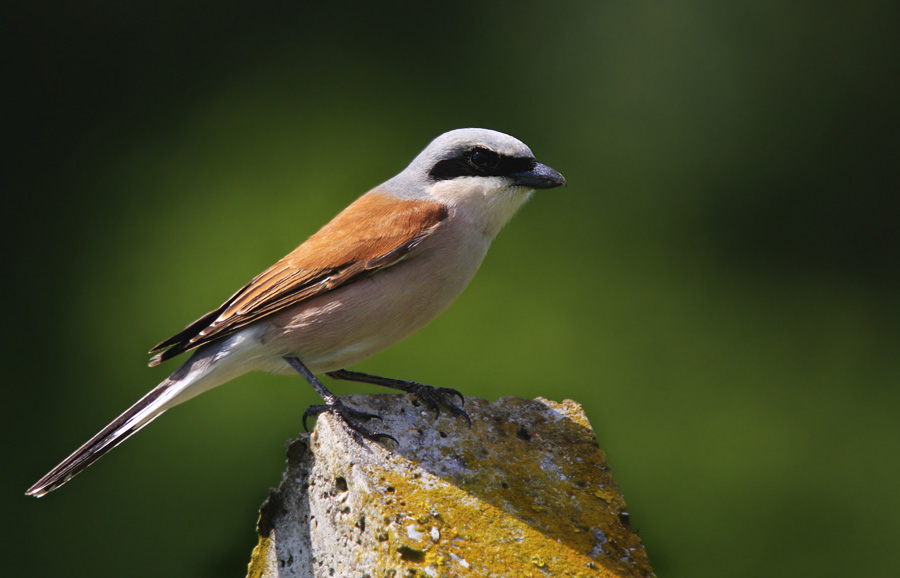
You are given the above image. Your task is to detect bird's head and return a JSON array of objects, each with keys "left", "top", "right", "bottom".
[{"left": 383, "top": 128, "right": 566, "bottom": 237}]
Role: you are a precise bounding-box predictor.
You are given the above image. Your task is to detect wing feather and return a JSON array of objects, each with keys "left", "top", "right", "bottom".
[{"left": 148, "top": 193, "right": 448, "bottom": 366}]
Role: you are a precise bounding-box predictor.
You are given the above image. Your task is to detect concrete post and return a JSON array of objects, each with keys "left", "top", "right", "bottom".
[{"left": 247, "top": 394, "right": 655, "bottom": 578}]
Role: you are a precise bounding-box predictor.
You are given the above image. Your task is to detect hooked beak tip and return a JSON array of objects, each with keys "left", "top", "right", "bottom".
[{"left": 510, "top": 162, "right": 567, "bottom": 190}]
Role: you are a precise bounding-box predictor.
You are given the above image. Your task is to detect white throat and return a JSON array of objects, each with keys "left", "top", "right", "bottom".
[{"left": 428, "top": 177, "right": 534, "bottom": 239}]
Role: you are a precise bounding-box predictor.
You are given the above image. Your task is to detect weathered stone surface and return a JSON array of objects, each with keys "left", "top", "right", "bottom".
[{"left": 247, "top": 395, "right": 655, "bottom": 578}]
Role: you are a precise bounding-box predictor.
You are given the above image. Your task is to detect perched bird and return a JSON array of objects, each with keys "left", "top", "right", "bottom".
[{"left": 26, "top": 128, "right": 566, "bottom": 497}]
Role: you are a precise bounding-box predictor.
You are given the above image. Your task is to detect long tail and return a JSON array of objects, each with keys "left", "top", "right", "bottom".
[{"left": 26, "top": 346, "right": 233, "bottom": 497}]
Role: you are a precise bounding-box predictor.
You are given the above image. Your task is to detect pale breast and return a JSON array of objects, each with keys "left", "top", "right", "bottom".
[{"left": 258, "top": 211, "right": 493, "bottom": 374}]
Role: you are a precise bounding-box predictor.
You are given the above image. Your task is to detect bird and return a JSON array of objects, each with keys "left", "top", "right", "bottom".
[{"left": 26, "top": 127, "right": 566, "bottom": 497}]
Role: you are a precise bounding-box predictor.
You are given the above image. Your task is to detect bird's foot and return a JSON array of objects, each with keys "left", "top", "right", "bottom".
[
  {"left": 302, "top": 399, "right": 398, "bottom": 445},
  {"left": 325, "top": 369, "right": 471, "bottom": 425},
  {"left": 407, "top": 384, "right": 471, "bottom": 424}
]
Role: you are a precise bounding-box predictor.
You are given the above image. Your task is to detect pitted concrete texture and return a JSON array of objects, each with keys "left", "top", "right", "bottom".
[{"left": 247, "top": 394, "right": 655, "bottom": 578}]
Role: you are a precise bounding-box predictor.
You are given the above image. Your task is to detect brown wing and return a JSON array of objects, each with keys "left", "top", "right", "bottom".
[{"left": 148, "top": 193, "right": 448, "bottom": 366}]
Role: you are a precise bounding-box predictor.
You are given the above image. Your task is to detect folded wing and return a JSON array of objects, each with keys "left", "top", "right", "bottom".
[{"left": 149, "top": 193, "right": 448, "bottom": 365}]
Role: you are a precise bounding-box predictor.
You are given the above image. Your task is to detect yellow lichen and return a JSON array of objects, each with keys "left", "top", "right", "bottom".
[
  {"left": 347, "top": 435, "right": 652, "bottom": 577},
  {"left": 245, "top": 535, "right": 271, "bottom": 578}
]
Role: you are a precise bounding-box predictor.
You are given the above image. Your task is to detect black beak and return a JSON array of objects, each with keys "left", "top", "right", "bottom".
[{"left": 509, "top": 162, "right": 567, "bottom": 190}]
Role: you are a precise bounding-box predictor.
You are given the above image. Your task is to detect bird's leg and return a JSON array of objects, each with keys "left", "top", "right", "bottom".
[
  {"left": 326, "top": 369, "right": 470, "bottom": 424},
  {"left": 284, "top": 357, "right": 397, "bottom": 444}
]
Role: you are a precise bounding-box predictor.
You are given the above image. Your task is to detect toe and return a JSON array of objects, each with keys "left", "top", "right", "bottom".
[
  {"left": 414, "top": 386, "right": 471, "bottom": 424},
  {"left": 303, "top": 404, "right": 328, "bottom": 431}
]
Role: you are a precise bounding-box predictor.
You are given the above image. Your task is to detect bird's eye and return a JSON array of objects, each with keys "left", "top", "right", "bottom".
[{"left": 470, "top": 148, "right": 500, "bottom": 169}]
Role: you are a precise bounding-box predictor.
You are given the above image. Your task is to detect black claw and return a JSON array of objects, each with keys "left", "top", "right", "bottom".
[
  {"left": 353, "top": 410, "right": 385, "bottom": 422},
  {"left": 439, "top": 386, "right": 465, "bottom": 406},
  {"left": 335, "top": 403, "right": 385, "bottom": 422},
  {"left": 334, "top": 413, "right": 398, "bottom": 445},
  {"left": 303, "top": 405, "right": 327, "bottom": 432},
  {"left": 350, "top": 427, "right": 399, "bottom": 446},
  {"left": 303, "top": 399, "right": 395, "bottom": 445},
  {"left": 412, "top": 385, "right": 471, "bottom": 425},
  {"left": 448, "top": 405, "right": 472, "bottom": 426},
  {"left": 456, "top": 407, "right": 473, "bottom": 426}
]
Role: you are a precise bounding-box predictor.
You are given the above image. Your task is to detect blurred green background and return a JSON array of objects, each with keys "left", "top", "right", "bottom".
[{"left": 4, "top": 2, "right": 899, "bottom": 577}]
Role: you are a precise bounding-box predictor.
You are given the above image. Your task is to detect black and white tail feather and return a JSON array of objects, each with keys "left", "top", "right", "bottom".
[
  {"left": 25, "top": 379, "right": 178, "bottom": 497},
  {"left": 25, "top": 345, "right": 230, "bottom": 497}
]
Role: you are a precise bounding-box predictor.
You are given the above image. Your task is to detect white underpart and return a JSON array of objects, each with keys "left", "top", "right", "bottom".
[{"left": 428, "top": 176, "right": 534, "bottom": 238}]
